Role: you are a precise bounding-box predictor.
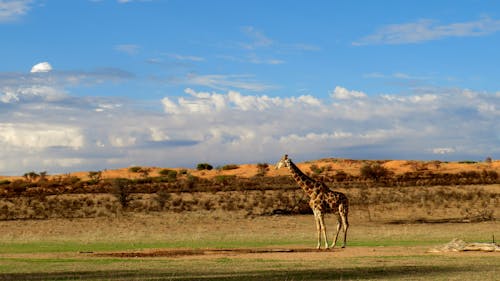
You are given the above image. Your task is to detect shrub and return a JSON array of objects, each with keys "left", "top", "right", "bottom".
[
  {"left": 159, "top": 169, "right": 178, "bottom": 182},
  {"left": 184, "top": 174, "right": 198, "bottom": 190},
  {"left": 128, "top": 166, "right": 151, "bottom": 177},
  {"left": 110, "top": 178, "right": 132, "bottom": 209},
  {"left": 334, "top": 170, "right": 348, "bottom": 182},
  {"left": 9, "top": 180, "right": 29, "bottom": 193},
  {"left": 88, "top": 171, "right": 102, "bottom": 184},
  {"left": 61, "top": 175, "right": 81, "bottom": 186},
  {"left": 155, "top": 189, "right": 171, "bottom": 210},
  {"left": 128, "top": 166, "right": 142, "bottom": 173},
  {"left": 360, "top": 163, "right": 391, "bottom": 181},
  {"left": 221, "top": 164, "right": 239, "bottom": 170},
  {"left": 312, "top": 164, "right": 332, "bottom": 175},
  {"left": 0, "top": 179, "right": 11, "bottom": 185},
  {"left": 214, "top": 175, "right": 236, "bottom": 186},
  {"left": 256, "top": 163, "right": 269, "bottom": 176},
  {"left": 158, "top": 169, "right": 170, "bottom": 176},
  {"left": 458, "top": 160, "right": 477, "bottom": 164},
  {"left": 23, "top": 171, "right": 39, "bottom": 182},
  {"left": 486, "top": 170, "right": 498, "bottom": 180},
  {"left": 197, "top": 163, "right": 213, "bottom": 171}
]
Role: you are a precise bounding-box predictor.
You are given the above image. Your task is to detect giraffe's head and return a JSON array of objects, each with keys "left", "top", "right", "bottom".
[{"left": 275, "top": 154, "right": 291, "bottom": 169}]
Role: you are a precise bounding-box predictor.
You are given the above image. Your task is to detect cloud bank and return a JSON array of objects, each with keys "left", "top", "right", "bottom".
[{"left": 1, "top": 63, "right": 499, "bottom": 175}]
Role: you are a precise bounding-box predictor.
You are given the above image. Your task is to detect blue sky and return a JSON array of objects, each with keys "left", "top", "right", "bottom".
[{"left": 1, "top": 0, "right": 499, "bottom": 175}]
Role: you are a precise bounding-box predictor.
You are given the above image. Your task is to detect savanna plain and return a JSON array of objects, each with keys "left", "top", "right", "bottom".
[{"left": 0, "top": 159, "right": 499, "bottom": 280}]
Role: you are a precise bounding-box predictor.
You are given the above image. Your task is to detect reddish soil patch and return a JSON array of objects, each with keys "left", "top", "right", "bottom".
[
  {"left": 90, "top": 246, "right": 436, "bottom": 259},
  {"left": 92, "top": 248, "right": 319, "bottom": 258}
]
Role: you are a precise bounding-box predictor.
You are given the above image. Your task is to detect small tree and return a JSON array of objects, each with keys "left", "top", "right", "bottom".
[
  {"left": 23, "top": 171, "right": 39, "bottom": 183},
  {"left": 88, "top": 171, "right": 102, "bottom": 184},
  {"left": 197, "top": 163, "right": 213, "bottom": 171},
  {"left": 110, "top": 178, "right": 132, "bottom": 209}
]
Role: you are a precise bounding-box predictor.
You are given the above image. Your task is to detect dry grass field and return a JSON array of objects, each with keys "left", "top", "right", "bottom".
[
  {"left": 0, "top": 211, "right": 498, "bottom": 280},
  {"left": 0, "top": 159, "right": 499, "bottom": 280}
]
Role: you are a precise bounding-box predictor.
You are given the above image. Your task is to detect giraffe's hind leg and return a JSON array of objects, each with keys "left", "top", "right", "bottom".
[
  {"left": 332, "top": 214, "right": 342, "bottom": 248},
  {"left": 340, "top": 206, "right": 349, "bottom": 248}
]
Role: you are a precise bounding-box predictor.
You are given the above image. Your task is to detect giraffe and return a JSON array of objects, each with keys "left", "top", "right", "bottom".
[{"left": 276, "top": 154, "right": 349, "bottom": 249}]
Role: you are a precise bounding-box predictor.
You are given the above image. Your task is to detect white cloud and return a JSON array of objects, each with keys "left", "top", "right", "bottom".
[
  {"left": 0, "top": 0, "right": 31, "bottom": 22},
  {"left": 432, "top": 147, "right": 456, "bottom": 155},
  {"left": 167, "top": 53, "right": 205, "bottom": 62},
  {"left": 217, "top": 54, "right": 285, "bottom": 65},
  {"left": 1, "top": 85, "right": 67, "bottom": 103},
  {"left": 331, "top": 86, "right": 367, "bottom": 99},
  {"left": 0, "top": 123, "right": 84, "bottom": 150},
  {"left": 354, "top": 16, "right": 500, "bottom": 45},
  {"left": 1, "top": 77, "right": 499, "bottom": 175},
  {"left": 115, "top": 44, "right": 140, "bottom": 55},
  {"left": 41, "top": 157, "right": 85, "bottom": 168},
  {"left": 240, "top": 26, "right": 274, "bottom": 49},
  {"left": 382, "top": 94, "right": 437, "bottom": 104},
  {"left": 183, "top": 73, "right": 275, "bottom": 92},
  {"left": 280, "top": 131, "right": 352, "bottom": 143},
  {"left": 150, "top": 127, "right": 170, "bottom": 142},
  {"left": 109, "top": 135, "right": 136, "bottom": 147},
  {"left": 30, "top": 62, "right": 53, "bottom": 73},
  {"left": 162, "top": 88, "right": 321, "bottom": 114}
]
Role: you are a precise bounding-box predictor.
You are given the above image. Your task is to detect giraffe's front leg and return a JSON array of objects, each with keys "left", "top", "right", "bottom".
[
  {"left": 314, "top": 209, "right": 329, "bottom": 249},
  {"left": 314, "top": 212, "right": 321, "bottom": 250},
  {"left": 318, "top": 214, "right": 329, "bottom": 249}
]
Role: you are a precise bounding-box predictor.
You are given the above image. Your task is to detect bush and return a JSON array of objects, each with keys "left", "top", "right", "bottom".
[
  {"left": 128, "top": 166, "right": 142, "bottom": 173},
  {"left": 0, "top": 179, "right": 11, "bottom": 185},
  {"left": 310, "top": 164, "right": 329, "bottom": 175},
  {"left": 256, "top": 163, "right": 269, "bottom": 176},
  {"left": 23, "top": 171, "right": 39, "bottom": 182},
  {"left": 458, "top": 160, "right": 477, "bottom": 164},
  {"left": 214, "top": 175, "right": 236, "bottom": 186},
  {"left": 159, "top": 169, "right": 178, "bottom": 182},
  {"left": 197, "top": 163, "right": 213, "bottom": 171},
  {"left": 110, "top": 178, "right": 132, "bottom": 209},
  {"left": 155, "top": 189, "right": 171, "bottom": 210},
  {"left": 88, "top": 171, "right": 102, "bottom": 184},
  {"left": 334, "top": 170, "right": 349, "bottom": 182},
  {"left": 360, "top": 163, "right": 391, "bottom": 181},
  {"left": 221, "top": 164, "right": 239, "bottom": 170}
]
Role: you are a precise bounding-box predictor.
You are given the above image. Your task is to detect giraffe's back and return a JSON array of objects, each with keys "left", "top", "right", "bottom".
[{"left": 324, "top": 188, "right": 349, "bottom": 214}]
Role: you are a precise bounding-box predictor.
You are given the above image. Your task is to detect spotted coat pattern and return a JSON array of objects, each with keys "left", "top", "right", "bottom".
[{"left": 276, "top": 154, "right": 349, "bottom": 249}]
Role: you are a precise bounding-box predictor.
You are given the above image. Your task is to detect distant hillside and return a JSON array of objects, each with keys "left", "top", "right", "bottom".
[{"left": 2, "top": 158, "right": 500, "bottom": 181}]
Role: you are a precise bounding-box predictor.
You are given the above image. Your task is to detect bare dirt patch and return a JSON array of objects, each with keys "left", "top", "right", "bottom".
[{"left": 91, "top": 245, "right": 435, "bottom": 260}]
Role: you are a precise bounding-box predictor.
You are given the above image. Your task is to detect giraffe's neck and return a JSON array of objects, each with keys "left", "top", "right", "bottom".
[{"left": 287, "top": 160, "right": 317, "bottom": 196}]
